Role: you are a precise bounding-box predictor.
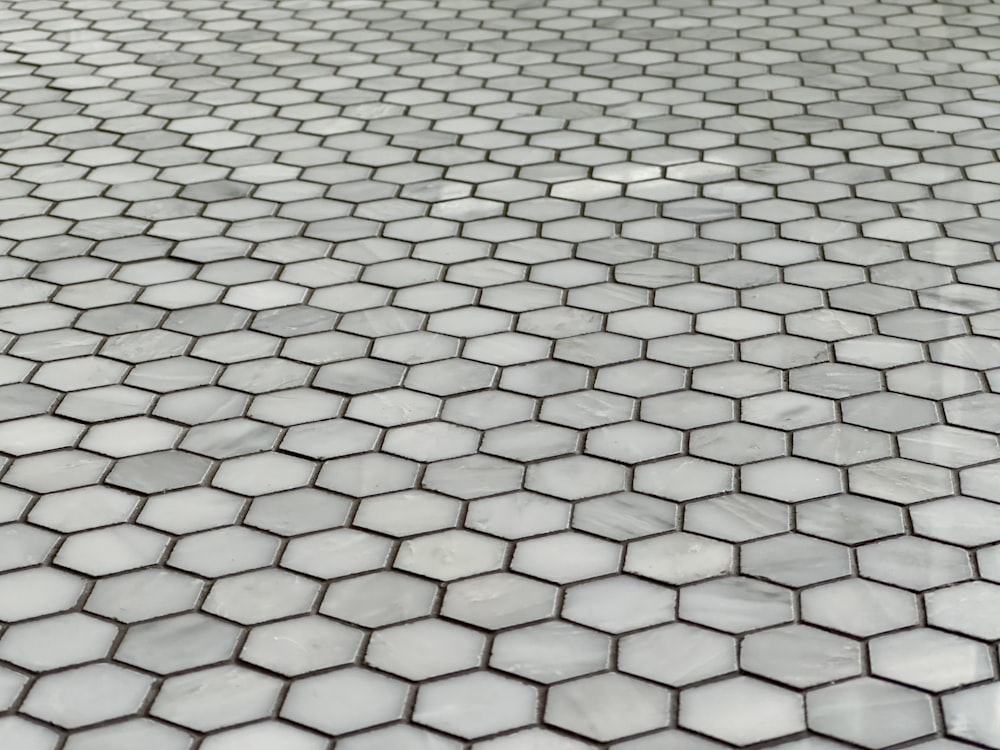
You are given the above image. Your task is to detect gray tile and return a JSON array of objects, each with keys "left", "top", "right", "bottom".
[
  {"left": 562, "top": 576, "right": 676, "bottom": 634},
  {"left": 115, "top": 613, "right": 240, "bottom": 674},
  {"left": 680, "top": 676, "right": 805, "bottom": 745},
  {"left": 198, "top": 723, "right": 325, "bottom": 750},
  {"left": 573, "top": 492, "right": 677, "bottom": 540},
  {"left": 413, "top": 673, "right": 536, "bottom": 739},
  {"left": 546, "top": 673, "right": 671, "bottom": 742},
  {"left": 626, "top": 532, "right": 734, "bottom": 584},
  {"left": 320, "top": 571, "right": 437, "bottom": 628},
  {"left": 85, "top": 569, "right": 203, "bottom": 624},
  {"left": 741, "top": 625, "right": 862, "bottom": 688},
  {"left": 802, "top": 579, "right": 919, "bottom": 637},
  {"left": 475, "top": 728, "right": 593, "bottom": 750},
  {"left": 22, "top": 664, "right": 153, "bottom": 729},
  {"left": 338, "top": 726, "right": 458, "bottom": 750},
  {"left": 797, "top": 494, "right": 905, "bottom": 544},
  {"left": 464, "top": 491, "right": 570, "bottom": 539},
  {"left": 806, "top": 679, "right": 936, "bottom": 748},
  {"left": 850, "top": 458, "right": 955, "bottom": 504},
  {"left": 869, "top": 628, "right": 993, "bottom": 692},
  {"left": 491, "top": 620, "right": 610, "bottom": 683},
  {"left": 0, "top": 612, "right": 117, "bottom": 672},
  {"left": 742, "top": 534, "right": 851, "bottom": 587},
  {"left": 244, "top": 616, "right": 362, "bottom": 677},
  {"left": 684, "top": 494, "right": 790, "bottom": 542},
  {"left": 0, "top": 717, "right": 59, "bottom": 750},
  {"left": 203, "top": 569, "right": 319, "bottom": 625},
  {"left": 441, "top": 572, "right": 558, "bottom": 630},
  {"left": 152, "top": 665, "right": 282, "bottom": 732},
  {"left": 396, "top": 529, "right": 506, "bottom": 581},
  {"left": 620, "top": 623, "right": 736, "bottom": 687},
  {"left": 944, "top": 683, "right": 1000, "bottom": 748},
  {"left": 368, "top": 619, "right": 485, "bottom": 680},
  {"left": 63, "top": 719, "right": 193, "bottom": 750},
  {"left": 680, "top": 576, "right": 795, "bottom": 633},
  {"left": 926, "top": 581, "right": 1000, "bottom": 640},
  {"left": 912, "top": 497, "right": 1000, "bottom": 547}
]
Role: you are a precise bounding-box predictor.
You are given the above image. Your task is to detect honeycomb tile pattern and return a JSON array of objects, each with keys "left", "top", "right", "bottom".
[{"left": 2, "top": 0, "right": 1000, "bottom": 746}]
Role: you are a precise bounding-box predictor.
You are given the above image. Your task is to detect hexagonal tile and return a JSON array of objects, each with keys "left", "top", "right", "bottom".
[
  {"left": 680, "top": 676, "right": 805, "bottom": 746},
  {"left": 806, "top": 679, "right": 935, "bottom": 748},
  {"left": 546, "top": 673, "right": 671, "bottom": 742},
  {"left": 414, "top": 672, "right": 537, "bottom": 740}
]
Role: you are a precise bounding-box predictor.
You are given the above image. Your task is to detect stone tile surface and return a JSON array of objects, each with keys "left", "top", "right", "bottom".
[{"left": 2, "top": 0, "right": 1000, "bottom": 746}]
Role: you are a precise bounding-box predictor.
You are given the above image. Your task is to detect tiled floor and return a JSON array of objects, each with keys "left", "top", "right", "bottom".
[{"left": 2, "top": 0, "right": 1000, "bottom": 747}]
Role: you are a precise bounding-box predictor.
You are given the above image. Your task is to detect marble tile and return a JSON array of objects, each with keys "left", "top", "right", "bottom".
[
  {"left": 680, "top": 676, "right": 805, "bottom": 745},
  {"left": 807, "top": 679, "right": 936, "bottom": 748}
]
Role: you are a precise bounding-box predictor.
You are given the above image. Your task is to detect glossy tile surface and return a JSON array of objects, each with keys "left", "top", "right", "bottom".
[{"left": 2, "top": 0, "right": 1000, "bottom": 747}]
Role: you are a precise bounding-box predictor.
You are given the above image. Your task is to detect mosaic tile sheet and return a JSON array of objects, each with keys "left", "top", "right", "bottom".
[{"left": 2, "top": 0, "right": 1000, "bottom": 746}]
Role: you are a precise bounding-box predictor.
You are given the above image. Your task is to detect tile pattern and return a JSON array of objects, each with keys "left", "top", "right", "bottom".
[{"left": 1, "top": 0, "right": 1000, "bottom": 747}]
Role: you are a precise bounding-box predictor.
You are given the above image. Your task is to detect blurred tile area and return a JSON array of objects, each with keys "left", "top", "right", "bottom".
[{"left": 2, "top": 0, "right": 1000, "bottom": 746}]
